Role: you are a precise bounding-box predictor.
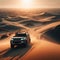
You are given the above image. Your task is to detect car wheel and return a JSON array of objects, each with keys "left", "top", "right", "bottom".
[
  {"left": 11, "top": 43, "right": 14, "bottom": 48},
  {"left": 22, "top": 42, "right": 28, "bottom": 47}
]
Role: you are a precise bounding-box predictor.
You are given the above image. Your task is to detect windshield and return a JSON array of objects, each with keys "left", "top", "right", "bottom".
[{"left": 15, "top": 34, "right": 27, "bottom": 37}]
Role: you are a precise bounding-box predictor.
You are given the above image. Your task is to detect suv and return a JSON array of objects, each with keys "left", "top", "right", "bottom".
[{"left": 10, "top": 32, "right": 31, "bottom": 48}]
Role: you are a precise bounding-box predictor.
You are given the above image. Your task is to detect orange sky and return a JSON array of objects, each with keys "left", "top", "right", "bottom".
[{"left": 0, "top": 0, "right": 60, "bottom": 8}]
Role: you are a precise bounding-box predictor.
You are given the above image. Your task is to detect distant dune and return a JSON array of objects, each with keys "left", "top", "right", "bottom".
[
  {"left": 32, "top": 12, "right": 54, "bottom": 18},
  {"left": 5, "top": 16, "right": 28, "bottom": 22},
  {"left": 20, "top": 20, "right": 42, "bottom": 28}
]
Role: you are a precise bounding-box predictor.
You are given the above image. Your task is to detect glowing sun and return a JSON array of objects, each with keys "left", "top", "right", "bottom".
[{"left": 21, "top": 0, "right": 33, "bottom": 9}]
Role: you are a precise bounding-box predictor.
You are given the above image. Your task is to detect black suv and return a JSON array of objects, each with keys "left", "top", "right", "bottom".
[{"left": 10, "top": 32, "right": 31, "bottom": 48}]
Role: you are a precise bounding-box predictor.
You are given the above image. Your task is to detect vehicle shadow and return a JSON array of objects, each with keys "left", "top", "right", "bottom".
[
  {"left": 0, "top": 49, "right": 8, "bottom": 54},
  {"left": 2, "top": 45, "right": 31, "bottom": 59}
]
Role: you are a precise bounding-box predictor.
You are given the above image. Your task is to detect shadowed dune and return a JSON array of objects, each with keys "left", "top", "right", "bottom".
[
  {"left": 41, "top": 25, "right": 60, "bottom": 44},
  {"left": 32, "top": 12, "right": 54, "bottom": 20},
  {"left": 32, "top": 12, "right": 60, "bottom": 22},
  {"left": 5, "top": 17, "right": 28, "bottom": 22},
  {"left": 20, "top": 20, "right": 42, "bottom": 28},
  {"left": 51, "top": 15, "right": 60, "bottom": 21},
  {"left": 1, "top": 25, "right": 21, "bottom": 31},
  {"left": 0, "top": 24, "right": 23, "bottom": 33}
]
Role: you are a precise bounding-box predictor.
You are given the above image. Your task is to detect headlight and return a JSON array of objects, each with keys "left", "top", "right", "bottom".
[
  {"left": 21, "top": 37, "right": 26, "bottom": 40},
  {"left": 24, "top": 37, "right": 26, "bottom": 40},
  {"left": 11, "top": 38, "right": 13, "bottom": 40},
  {"left": 21, "top": 38, "right": 24, "bottom": 40}
]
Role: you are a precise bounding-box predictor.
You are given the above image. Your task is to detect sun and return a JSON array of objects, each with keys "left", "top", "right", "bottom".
[{"left": 21, "top": 0, "right": 33, "bottom": 9}]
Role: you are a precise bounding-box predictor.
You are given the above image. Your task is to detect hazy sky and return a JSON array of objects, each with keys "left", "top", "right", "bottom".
[{"left": 0, "top": 0, "right": 60, "bottom": 8}]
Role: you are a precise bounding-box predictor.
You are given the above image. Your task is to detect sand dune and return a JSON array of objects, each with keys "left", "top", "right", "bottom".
[
  {"left": 20, "top": 20, "right": 42, "bottom": 28},
  {"left": 32, "top": 12, "right": 54, "bottom": 20},
  {"left": 5, "top": 16, "right": 28, "bottom": 22}
]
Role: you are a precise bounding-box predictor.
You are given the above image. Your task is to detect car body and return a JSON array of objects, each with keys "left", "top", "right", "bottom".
[{"left": 10, "top": 32, "right": 31, "bottom": 48}]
